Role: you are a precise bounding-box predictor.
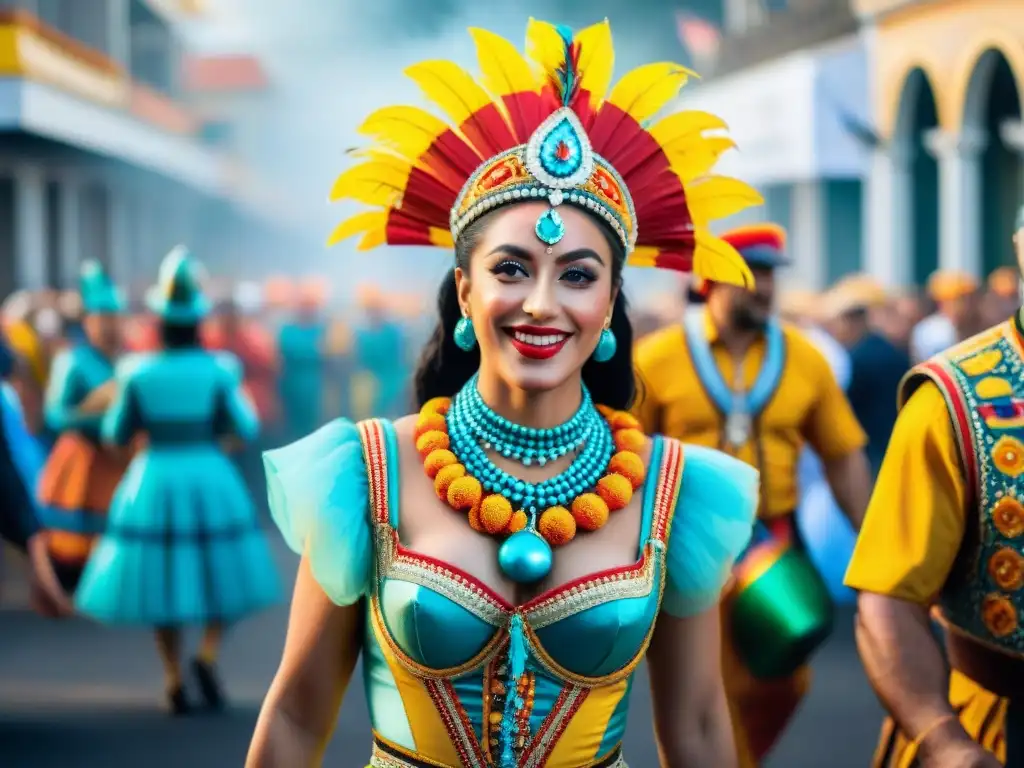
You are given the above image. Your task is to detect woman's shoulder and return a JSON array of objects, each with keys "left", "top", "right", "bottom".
[
  {"left": 264, "top": 418, "right": 383, "bottom": 606},
  {"left": 658, "top": 440, "right": 759, "bottom": 618}
]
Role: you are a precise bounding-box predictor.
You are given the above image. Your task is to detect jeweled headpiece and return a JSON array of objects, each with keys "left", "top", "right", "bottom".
[{"left": 329, "top": 19, "right": 763, "bottom": 287}]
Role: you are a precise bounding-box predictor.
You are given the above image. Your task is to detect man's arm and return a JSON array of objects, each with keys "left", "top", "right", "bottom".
[{"left": 844, "top": 382, "right": 995, "bottom": 764}]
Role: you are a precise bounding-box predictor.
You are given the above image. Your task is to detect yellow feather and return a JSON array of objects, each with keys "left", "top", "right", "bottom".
[
  {"left": 575, "top": 19, "right": 614, "bottom": 106},
  {"left": 666, "top": 137, "right": 736, "bottom": 182},
  {"left": 525, "top": 18, "right": 564, "bottom": 76},
  {"left": 608, "top": 63, "right": 695, "bottom": 123},
  {"left": 469, "top": 27, "right": 538, "bottom": 98},
  {"left": 686, "top": 176, "right": 764, "bottom": 228},
  {"left": 329, "top": 161, "right": 409, "bottom": 206},
  {"left": 429, "top": 227, "right": 454, "bottom": 248},
  {"left": 404, "top": 60, "right": 496, "bottom": 128},
  {"left": 327, "top": 211, "right": 388, "bottom": 247},
  {"left": 357, "top": 227, "right": 387, "bottom": 251},
  {"left": 692, "top": 229, "right": 755, "bottom": 289},
  {"left": 358, "top": 106, "right": 449, "bottom": 161},
  {"left": 649, "top": 110, "right": 728, "bottom": 149}
]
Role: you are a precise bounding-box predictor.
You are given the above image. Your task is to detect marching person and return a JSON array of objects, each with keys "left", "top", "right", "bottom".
[{"left": 634, "top": 223, "right": 873, "bottom": 767}]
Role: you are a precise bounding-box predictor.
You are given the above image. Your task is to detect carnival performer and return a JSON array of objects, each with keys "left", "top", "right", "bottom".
[
  {"left": 0, "top": 338, "right": 71, "bottom": 616},
  {"left": 633, "top": 224, "right": 873, "bottom": 767},
  {"left": 248, "top": 19, "right": 765, "bottom": 768},
  {"left": 75, "top": 247, "right": 283, "bottom": 716},
  {"left": 36, "top": 261, "right": 129, "bottom": 592},
  {"left": 843, "top": 215, "right": 1024, "bottom": 766}
]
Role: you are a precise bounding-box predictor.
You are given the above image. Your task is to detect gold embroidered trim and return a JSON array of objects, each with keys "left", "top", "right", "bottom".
[
  {"left": 521, "top": 685, "right": 588, "bottom": 768},
  {"left": 526, "top": 550, "right": 657, "bottom": 629},
  {"left": 388, "top": 546, "right": 507, "bottom": 625},
  {"left": 424, "top": 678, "right": 488, "bottom": 767}
]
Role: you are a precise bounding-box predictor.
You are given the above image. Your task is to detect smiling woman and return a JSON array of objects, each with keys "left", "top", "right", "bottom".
[{"left": 249, "top": 17, "right": 762, "bottom": 768}]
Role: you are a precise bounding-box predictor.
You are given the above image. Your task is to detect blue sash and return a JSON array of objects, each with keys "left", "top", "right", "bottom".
[{"left": 682, "top": 310, "right": 786, "bottom": 418}]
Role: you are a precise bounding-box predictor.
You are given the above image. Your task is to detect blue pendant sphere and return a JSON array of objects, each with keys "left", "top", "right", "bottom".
[
  {"left": 535, "top": 208, "right": 566, "bottom": 246},
  {"left": 453, "top": 316, "right": 477, "bottom": 351},
  {"left": 498, "top": 530, "right": 553, "bottom": 583}
]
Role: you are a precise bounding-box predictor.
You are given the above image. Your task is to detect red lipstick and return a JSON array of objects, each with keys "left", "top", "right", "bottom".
[{"left": 505, "top": 325, "right": 572, "bottom": 360}]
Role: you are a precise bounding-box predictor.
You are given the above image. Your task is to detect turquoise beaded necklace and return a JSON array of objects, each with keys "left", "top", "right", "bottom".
[
  {"left": 447, "top": 375, "right": 612, "bottom": 515},
  {"left": 447, "top": 376, "right": 613, "bottom": 585}
]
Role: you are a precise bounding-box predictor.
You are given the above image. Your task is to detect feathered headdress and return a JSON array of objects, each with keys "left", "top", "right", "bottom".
[{"left": 329, "top": 19, "right": 763, "bottom": 288}]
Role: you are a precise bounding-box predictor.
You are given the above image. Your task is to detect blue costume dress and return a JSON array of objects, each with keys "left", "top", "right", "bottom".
[
  {"left": 266, "top": 418, "right": 757, "bottom": 767},
  {"left": 75, "top": 350, "right": 283, "bottom": 626}
]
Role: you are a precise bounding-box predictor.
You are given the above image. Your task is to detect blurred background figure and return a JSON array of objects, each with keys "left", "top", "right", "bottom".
[
  {"left": 36, "top": 262, "right": 128, "bottom": 593},
  {"left": 981, "top": 265, "right": 1021, "bottom": 328},
  {"left": 276, "top": 278, "right": 328, "bottom": 441},
  {"left": 909, "top": 270, "right": 979, "bottom": 363},
  {"left": 349, "top": 283, "right": 407, "bottom": 421},
  {"left": 822, "top": 275, "right": 910, "bottom": 479},
  {"left": 73, "top": 248, "right": 282, "bottom": 717}
]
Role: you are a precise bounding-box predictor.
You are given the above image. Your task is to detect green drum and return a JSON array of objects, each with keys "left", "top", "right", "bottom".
[{"left": 730, "top": 530, "right": 835, "bottom": 680}]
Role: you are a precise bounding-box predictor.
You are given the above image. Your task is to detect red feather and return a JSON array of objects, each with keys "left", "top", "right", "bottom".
[
  {"left": 385, "top": 211, "right": 435, "bottom": 246},
  {"left": 457, "top": 103, "right": 517, "bottom": 159},
  {"left": 502, "top": 91, "right": 546, "bottom": 141}
]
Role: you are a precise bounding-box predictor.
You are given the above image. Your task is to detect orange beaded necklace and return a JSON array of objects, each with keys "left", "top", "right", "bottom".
[{"left": 415, "top": 397, "right": 647, "bottom": 548}]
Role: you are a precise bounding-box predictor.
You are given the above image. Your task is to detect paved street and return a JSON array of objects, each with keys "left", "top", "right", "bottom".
[{"left": 1, "top": 537, "right": 883, "bottom": 767}]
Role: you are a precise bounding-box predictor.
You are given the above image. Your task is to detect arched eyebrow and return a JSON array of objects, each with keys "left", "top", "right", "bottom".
[{"left": 486, "top": 244, "right": 605, "bottom": 266}]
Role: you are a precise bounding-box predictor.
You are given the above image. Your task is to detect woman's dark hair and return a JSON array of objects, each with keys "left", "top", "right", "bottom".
[
  {"left": 413, "top": 208, "right": 637, "bottom": 411},
  {"left": 160, "top": 320, "right": 201, "bottom": 349}
]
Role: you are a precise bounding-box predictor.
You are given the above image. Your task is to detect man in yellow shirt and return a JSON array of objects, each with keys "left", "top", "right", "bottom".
[
  {"left": 634, "top": 223, "right": 872, "bottom": 766},
  {"left": 844, "top": 219, "right": 1024, "bottom": 766}
]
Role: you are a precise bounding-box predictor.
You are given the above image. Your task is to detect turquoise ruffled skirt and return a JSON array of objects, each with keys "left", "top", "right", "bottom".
[{"left": 75, "top": 446, "right": 283, "bottom": 626}]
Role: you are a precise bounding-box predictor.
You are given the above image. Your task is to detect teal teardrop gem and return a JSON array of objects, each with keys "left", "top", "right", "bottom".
[
  {"left": 539, "top": 117, "right": 583, "bottom": 178},
  {"left": 498, "top": 530, "right": 552, "bottom": 583},
  {"left": 535, "top": 208, "right": 566, "bottom": 246}
]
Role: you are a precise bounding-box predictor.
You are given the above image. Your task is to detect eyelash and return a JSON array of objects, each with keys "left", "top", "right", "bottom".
[{"left": 490, "top": 260, "right": 597, "bottom": 286}]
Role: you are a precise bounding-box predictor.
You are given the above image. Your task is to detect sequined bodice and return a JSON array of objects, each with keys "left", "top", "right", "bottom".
[
  {"left": 910, "top": 319, "right": 1024, "bottom": 656},
  {"left": 358, "top": 419, "right": 681, "bottom": 767}
]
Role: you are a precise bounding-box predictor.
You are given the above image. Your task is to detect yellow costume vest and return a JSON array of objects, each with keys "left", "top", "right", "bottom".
[{"left": 901, "top": 318, "right": 1024, "bottom": 693}]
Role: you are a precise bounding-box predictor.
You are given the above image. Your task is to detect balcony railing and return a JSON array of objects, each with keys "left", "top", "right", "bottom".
[{"left": 0, "top": 9, "right": 197, "bottom": 135}]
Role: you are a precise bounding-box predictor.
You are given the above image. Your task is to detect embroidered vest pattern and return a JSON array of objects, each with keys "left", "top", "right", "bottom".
[{"left": 901, "top": 320, "right": 1024, "bottom": 656}]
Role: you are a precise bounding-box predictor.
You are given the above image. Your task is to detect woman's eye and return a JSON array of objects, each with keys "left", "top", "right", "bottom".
[
  {"left": 562, "top": 267, "right": 596, "bottom": 285},
  {"left": 491, "top": 260, "right": 526, "bottom": 278}
]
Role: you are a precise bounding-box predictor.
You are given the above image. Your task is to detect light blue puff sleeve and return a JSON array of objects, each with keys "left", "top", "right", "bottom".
[
  {"left": 263, "top": 419, "right": 372, "bottom": 606},
  {"left": 662, "top": 445, "right": 759, "bottom": 618}
]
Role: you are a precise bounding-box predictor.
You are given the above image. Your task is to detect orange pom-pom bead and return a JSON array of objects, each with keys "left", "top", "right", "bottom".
[
  {"left": 447, "top": 476, "right": 483, "bottom": 511},
  {"left": 613, "top": 428, "right": 645, "bottom": 453},
  {"left": 608, "top": 451, "right": 646, "bottom": 489},
  {"left": 479, "top": 494, "right": 513, "bottom": 534},
  {"left": 424, "top": 449, "right": 457, "bottom": 479},
  {"left": 538, "top": 506, "right": 576, "bottom": 546},
  {"left": 417, "top": 429, "right": 450, "bottom": 457},
  {"left": 434, "top": 463, "right": 466, "bottom": 499},
  {"left": 468, "top": 502, "right": 485, "bottom": 533},
  {"left": 571, "top": 493, "right": 609, "bottom": 532},
  {"left": 507, "top": 510, "right": 528, "bottom": 534},
  {"left": 422, "top": 397, "right": 451, "bottom": 415},
  {"left": 596, "top": 404, "right": 615, "bottom": 419},
  {"left": 597, "top": 473, "right": 633, "bottom": 511},
  {"left": 607, "top": 411, "right": 641, "bottom": 431},
  {"left": 415, "top": 412, "right": 447, "bottom": 440}
]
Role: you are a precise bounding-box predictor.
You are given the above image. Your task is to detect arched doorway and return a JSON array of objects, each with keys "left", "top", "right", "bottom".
[
  {"left": 963, "top": 48, "right": 1022, "bottom": 275},
  {"left": 893, "top": 68, "right": 940, "bottom": 287}
]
